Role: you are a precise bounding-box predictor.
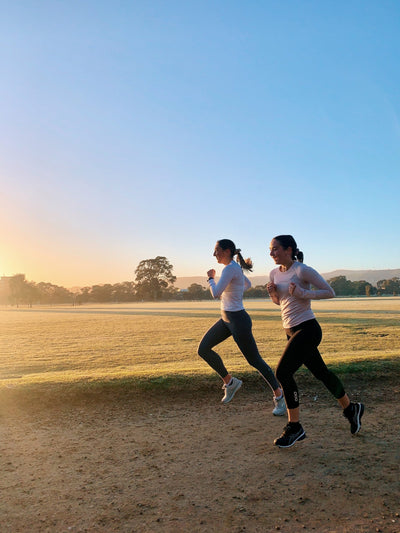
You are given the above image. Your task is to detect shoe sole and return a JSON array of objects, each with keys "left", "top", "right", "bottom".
[
  {"left": 352, "top": 403, "right": 365, "bottom": 434},
  {"left": 274, "top": 431, "right": 307, "bottom": 448},
  {"left": 221, "top": 381, "right": 242, "bottom": 404},
  {"left": 272, "top": 408, "right": 287, "bottom": 416}
]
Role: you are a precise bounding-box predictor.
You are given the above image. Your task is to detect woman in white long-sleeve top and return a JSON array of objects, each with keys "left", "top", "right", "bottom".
[
  {"left": 198, "top": 239, "right": 285, "bottom": 414},
  {"left": 267, "top": 235, "right": 364, "bottom": 448}
]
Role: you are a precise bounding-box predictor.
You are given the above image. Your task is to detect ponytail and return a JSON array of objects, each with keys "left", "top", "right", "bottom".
[
  {"left": 217, "top": 239, "right": 253, "bottom": 271},
  {"left": 235, "top": 249, "right": 253, "bottom": 271},
  {"left": 274, "top": 235, "right": 304, "bottom": 263}
]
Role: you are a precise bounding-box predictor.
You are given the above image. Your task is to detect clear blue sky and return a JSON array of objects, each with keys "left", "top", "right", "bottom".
[{"left": 1, "top": 1, "right": 399, "bottom": 287}]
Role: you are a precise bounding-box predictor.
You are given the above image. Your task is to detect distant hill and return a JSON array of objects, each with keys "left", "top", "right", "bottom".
[
  {"left": 175, "top": 269, "right": 400, "bottom": 289},
  {"left": 321, "top": 269, "right": 400, "bottom": 286}
]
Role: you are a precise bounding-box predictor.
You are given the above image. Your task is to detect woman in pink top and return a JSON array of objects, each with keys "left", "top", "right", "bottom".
[{"left": 267, "top": 235, "right": 364, "bottom": 448}]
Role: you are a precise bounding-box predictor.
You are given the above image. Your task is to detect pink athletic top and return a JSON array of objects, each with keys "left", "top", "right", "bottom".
[{"left": 270, "top": 262, "right": 335, "bottom": 328}]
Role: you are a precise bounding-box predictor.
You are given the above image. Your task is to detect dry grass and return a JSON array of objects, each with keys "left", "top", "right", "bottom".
[{"left": 1, "top": 297, "right": 399, "bottom": 388}]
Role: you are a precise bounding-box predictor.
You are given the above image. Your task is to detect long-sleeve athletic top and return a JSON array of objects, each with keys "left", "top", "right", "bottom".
[
  {"left": 208, "top": 260, "right": 251, "bottom": 312},
  {"left": 270, "top": 261, "right": 335, "bottom": 329}
]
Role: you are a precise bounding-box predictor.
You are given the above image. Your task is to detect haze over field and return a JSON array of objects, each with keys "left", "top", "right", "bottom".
[{"left": 1, "top": 2, "right": 400, "bottom": 287}]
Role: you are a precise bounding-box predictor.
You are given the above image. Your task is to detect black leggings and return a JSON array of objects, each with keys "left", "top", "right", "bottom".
[
  {"left": 198, "top": 309, "right": 280, "bottom": 391},
  {"left": 276, "top": 318, "right": 345, "bottom": 409}
]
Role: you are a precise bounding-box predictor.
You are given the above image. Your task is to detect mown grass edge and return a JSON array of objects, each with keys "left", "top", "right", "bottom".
[{"left": 0, "top": 357, "right": 398, "bottom": 406}]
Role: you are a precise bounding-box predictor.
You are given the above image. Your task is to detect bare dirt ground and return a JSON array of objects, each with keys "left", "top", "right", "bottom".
[{"left": 1, "top": 373, "right": 399, "bottom": 533}]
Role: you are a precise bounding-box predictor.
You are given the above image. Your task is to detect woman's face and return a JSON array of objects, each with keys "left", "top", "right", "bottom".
[
  {"left": 269, "top": 239, "right": 292, "bottom": 265},
  {"left": 213, "top": 243, "right": 232, "bottom": 265}
]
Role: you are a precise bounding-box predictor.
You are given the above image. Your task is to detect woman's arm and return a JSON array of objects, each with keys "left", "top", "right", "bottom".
[
  {"left": 290, "top": 265, "right": 335, "bottom": 300},
  {"left": 207, "top": 264, "right": 235, "bottom": 299}
]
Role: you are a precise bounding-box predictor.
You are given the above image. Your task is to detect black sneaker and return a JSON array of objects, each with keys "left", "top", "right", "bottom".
[
  {"left": 343, "top": 402, "right": 364, "bottom": 434},
  {"left": 274, "top": 423, "right": 306, "bottom": 448}
]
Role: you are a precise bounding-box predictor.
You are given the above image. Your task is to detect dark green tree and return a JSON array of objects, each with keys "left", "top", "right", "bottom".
[
  {"left": 134, "top": 256, "right": 176, "bottom": 301},
  {"left": 183, "top": 283, "right": 210, "bottom": 300},
  {"left": 112, "top": 281, "right": 136, "bottom": 302},
  {"left": 377, "top": 277, "right": 400, "bottom": 296},
  {"left": 244, "top": 285, "right": 269, "bottom": 299},
  {"left": 8, "top": 274, "right": 29, "bottom": 306},
  {"left": 76, "top": 287, "right": 91, "bottom": 304},
  {"left": 36, "top": 282, "right": 73, "bottom": 304},
  {"left": 352, "top": 280, "right": 376, "bottom": 296},
  {"left": 327, "top": 275, "right": 355, "bottom": 296},
  {"left": 90, "top": 284, "right": 114, "bottom": 303},
  {"left": 25, "top": 282, "right": 40, "bottom": 306}
]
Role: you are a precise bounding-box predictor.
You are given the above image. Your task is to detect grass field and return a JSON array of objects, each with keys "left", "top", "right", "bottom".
[
  {"left": 1, "top": 298, "right": 399, "bottom": 533},
  {"left": 1, "top": 297, "right": 399, "bottom": 389}
]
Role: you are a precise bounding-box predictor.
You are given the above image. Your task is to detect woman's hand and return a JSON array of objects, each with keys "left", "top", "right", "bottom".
[
  {"left": 267, "top": 282, "right": 280, "bottom": 305},
  {"left": 207, "top": 269, "right": 216, "bottom": 279},
  {"left": 267, "top": 282, "right": 277, "bottom": 294},
  {"left": 289, "top": 282, "right": 305, "bottom": 298},
  {"left": 289, "top": 282, "right": 296, "bottom": 295}
]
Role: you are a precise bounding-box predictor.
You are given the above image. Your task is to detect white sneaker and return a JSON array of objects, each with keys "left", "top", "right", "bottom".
[
  {"left": 221, "top": 377, "right": 242, "bottom": 404},
  {"left": 272, "top": 395, "right": 287, "bottom": 416}
]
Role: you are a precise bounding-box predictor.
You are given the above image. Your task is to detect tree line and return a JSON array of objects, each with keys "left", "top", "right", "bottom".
[{"left": 1, "top": 257, "right": 399, "bottom": 306}]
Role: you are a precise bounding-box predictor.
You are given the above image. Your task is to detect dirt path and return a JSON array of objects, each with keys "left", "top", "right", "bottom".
[{"left": 1, "top": 374, "right": 399, "bottom": 533}]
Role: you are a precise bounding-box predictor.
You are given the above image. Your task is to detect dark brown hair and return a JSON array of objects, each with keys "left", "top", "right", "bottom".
[
  {"left": 217, "top": 239, "right": 253, "bottom": 271},
  {"left": 273, "top": 235, "right": 304, "bottom": 262}
]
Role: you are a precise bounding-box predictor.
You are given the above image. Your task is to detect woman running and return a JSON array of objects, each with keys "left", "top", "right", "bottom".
[
  {"left": 267, "top": 235, "right": 364, "bottom": 448},
  {"left": 198, "top": 239, "right": 285, "bottom": 415}
]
